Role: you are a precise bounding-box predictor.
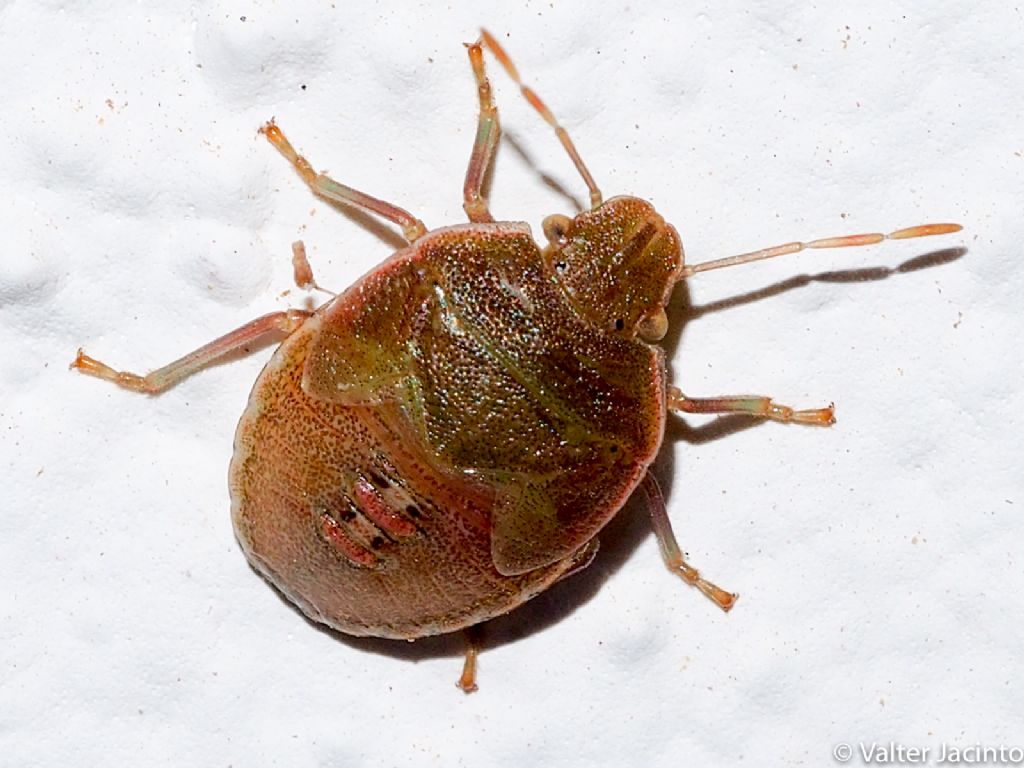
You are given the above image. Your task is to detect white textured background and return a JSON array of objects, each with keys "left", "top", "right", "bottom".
[{"left": 2, "top": 2, "right": 1021, "bottom": 766}]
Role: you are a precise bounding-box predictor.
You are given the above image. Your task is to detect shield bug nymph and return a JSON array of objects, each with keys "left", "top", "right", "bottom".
[{"left": 72, "top": 30, "right": 961, "bottom": 692}]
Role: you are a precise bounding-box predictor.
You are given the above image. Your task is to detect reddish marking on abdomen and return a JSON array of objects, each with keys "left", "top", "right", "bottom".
[
  {"left": 318, "top": 511, "right": 378, "bottom": 567},
  {"left": 353, "top": 477, "right": 418, "bottom": 537}
]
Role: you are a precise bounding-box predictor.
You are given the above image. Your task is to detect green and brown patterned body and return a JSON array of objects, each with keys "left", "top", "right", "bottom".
[
  {"left": 71, "top": 31, "right": 960, "bottom": 681},
  {"left": 229, "top": 201, "right": 683, "bottom": 638}
]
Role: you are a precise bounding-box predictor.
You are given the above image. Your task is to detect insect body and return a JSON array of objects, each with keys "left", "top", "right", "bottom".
[
  {"left": 72, "top": 31, "right": 961, "bottom": 690},
  {"left": 231, "top": 200, "right": 674, "bottom": 639}
]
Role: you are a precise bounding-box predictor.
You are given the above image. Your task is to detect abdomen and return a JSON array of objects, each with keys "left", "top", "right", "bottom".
[{"left": 228, "top": 316, "right": 585, "bottom": 639}]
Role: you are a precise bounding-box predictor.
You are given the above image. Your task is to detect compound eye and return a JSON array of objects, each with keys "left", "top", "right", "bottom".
[
  {"left": 542, "top": 214, "right": 572, "bottom": 246},
  {"left": 637, "top": 309, "right": 669, "bottom": 342}
]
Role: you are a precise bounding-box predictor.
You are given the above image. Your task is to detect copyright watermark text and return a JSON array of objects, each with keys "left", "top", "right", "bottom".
[{"left": 833, "top": 743, "right": 1024, "bottom": 765}]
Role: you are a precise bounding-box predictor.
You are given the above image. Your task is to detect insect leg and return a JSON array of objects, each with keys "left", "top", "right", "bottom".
[
  {"left": 456, "top": 626, "right": 482, "bottom": 693},
  {"left": 479, "top": 29, "right": 603, "bottom": 209},
  {"left": 462, "top": 39, "right": 500, "bottom": 223},
  {"left": 668, "top": 385, "right": 836, "bottom": 426},
  {"left": 639, "top": 473, "right": 737, "bottom": 612},
  {"left": 71, "top": 309, "right": 313, "bottom": 394},
  {"left": 290, "top": 240, "right": 334, "bottom": 295},
  {"left": 260, "top": 121, "right": 427, "bottom": 243}
]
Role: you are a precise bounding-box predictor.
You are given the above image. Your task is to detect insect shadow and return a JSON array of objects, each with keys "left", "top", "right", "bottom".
[
  {"left": 656, "top": 244, "right": 966, "bottom": 493},
  {"left": 314, "top": 195, "right": 409, "bottom": 254},
  {"left": 501, "top": 131, "right": 585, "bottom": 215},
  {"left": 273, "top": 240, "right": 965, "bottom": 668}
]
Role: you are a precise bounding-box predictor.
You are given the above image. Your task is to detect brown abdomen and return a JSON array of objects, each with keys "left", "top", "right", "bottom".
[{"left": 228, "top": 318, "right": 583, "bottom": 639}]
